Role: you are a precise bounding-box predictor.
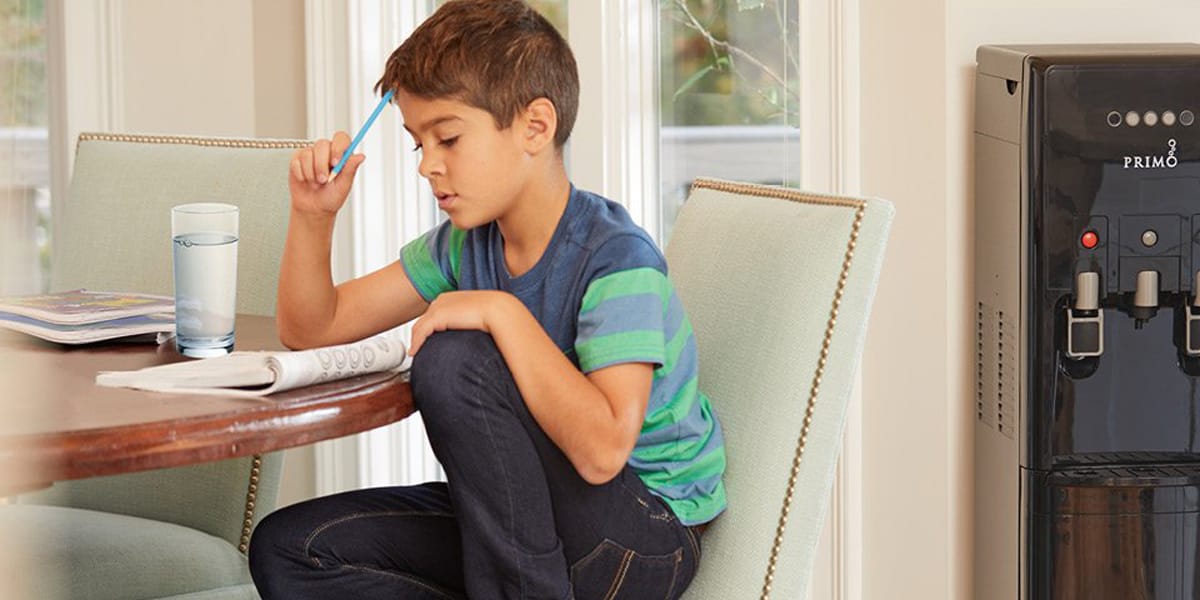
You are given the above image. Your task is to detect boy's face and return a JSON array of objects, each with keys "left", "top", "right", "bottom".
[{"left": 398, "top": 91, "right": 530, "bottom": 230}]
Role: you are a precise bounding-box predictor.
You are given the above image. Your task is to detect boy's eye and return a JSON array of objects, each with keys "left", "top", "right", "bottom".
[
  {"left": 440, "top": 137, "right": 459, "bottom": 148},
  {"left": 411, "top": 143, "right": 422, "bottom": 152}
]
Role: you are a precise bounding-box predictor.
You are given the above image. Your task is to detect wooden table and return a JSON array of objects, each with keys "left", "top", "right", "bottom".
[{"left": 0, "top": 315, "right": 414, "bottom": 494}]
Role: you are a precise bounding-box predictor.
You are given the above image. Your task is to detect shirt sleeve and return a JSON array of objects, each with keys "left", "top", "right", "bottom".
[
  {"left": 399, "top": 221, "right": 466, "bottom": 302},
  {"left": 574, "top": 266, "right": 671, "bottom": 373}
]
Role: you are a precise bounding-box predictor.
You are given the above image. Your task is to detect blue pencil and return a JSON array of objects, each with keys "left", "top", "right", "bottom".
[{"left": 329, "top": 89, "right": 395, "bottom": 180}]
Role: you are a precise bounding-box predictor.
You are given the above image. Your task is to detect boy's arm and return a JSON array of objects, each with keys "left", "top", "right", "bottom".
[
  {"left": 277, "top": 132, "right": 429, "bottom": 349},
  {"left": 409, "top": 291, "right": 651, "bottom": 485}
]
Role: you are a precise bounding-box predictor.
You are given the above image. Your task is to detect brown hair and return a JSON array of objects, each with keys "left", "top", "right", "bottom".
[{"left": 375, "top": 0, "right": 579, "bottom": 149}]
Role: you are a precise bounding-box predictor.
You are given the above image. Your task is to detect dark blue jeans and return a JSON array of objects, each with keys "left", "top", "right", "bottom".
[{"left": 249, "top": 330, "right": 703, "bottom": 599}]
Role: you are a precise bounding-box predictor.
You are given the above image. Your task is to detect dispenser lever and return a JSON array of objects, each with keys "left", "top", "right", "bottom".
[
  {"left": 1066, "top": 271, "right": 1103, "bottom": 359},
  {"left": 1187, "top": 272, "right": 1200, "bottom": 357}
]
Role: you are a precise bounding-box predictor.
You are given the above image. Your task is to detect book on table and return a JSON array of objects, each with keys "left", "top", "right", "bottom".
[
  {"left": 0, "top": 289, "right": 176, "bottom": 344},
  {"left": 96, "top": 330, "right": 409, "bottom": 398}
]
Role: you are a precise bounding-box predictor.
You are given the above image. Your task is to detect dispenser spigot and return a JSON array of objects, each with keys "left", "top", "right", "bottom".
[
  {"left": 1075, "top": 271, "right": 1100, "bottom": 311},
  {"left": 1132, "top": 270, "right": 1159, "bottom": 327},
  {"left": 1066, "top": 271, "right": 1103, "bottom": 359}
]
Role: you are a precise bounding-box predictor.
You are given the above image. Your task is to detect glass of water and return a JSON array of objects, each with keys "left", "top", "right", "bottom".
[{"left": 171, "top": 203, "right": 239, "bottom": 358}]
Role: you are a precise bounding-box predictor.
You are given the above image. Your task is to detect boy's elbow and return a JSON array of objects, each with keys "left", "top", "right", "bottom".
[
  {"left": 577, "top": 450, "right": 628, "bottom": 485},
  {"left": 276, "top": 317, "right": 316, "bottom": 350}
]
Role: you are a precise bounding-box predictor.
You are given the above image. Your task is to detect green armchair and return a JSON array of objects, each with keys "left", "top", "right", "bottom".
[
  {"left": 670, "top": 179, "right": 892, "bottom": 599},
  {"left": 7, "top": 133, "right": 308, "bottom": 599}
]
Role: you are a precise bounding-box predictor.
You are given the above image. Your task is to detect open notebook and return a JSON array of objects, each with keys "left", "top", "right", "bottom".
[{"left": 96, "top": 330, "right": 409, "bottom": 398}]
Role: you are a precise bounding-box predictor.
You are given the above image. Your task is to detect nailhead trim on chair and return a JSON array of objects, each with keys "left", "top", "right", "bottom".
[
  {"left": 78, "top": 132, "right": 311, "bottom": 151},
  {"left": 238, "top": 455, "right": 263, "bottom": 554},
  {"left": 690, "top": 178, "right": 867, "bottom": 600}
]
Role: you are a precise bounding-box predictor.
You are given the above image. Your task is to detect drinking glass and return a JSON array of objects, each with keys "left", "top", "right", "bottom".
[{"left": 171, "top": 203, "right": 239, "bottom": 358}]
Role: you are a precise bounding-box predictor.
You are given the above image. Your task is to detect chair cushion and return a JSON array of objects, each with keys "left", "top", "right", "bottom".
[
  {"left": 0, "top": 504, "right": 252, "bottom": 600},
  {"left": 159, "top": 585, "right": 260, "bottom": 600}
]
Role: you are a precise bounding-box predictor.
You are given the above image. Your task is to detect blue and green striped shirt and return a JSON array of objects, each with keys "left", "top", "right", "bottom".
[{"left": 400, "top": 186, "right": 726, "bottom": 525}]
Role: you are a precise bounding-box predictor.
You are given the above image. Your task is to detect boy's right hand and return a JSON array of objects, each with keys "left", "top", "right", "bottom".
[{"left": 289, "top": 131, "right": 366, "bottom": 217}]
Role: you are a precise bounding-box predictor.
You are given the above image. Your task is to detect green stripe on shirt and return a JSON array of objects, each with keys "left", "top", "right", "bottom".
[
  {"left": 579, "top": 267, "right": 670, "bottom": 313},
  {"left": 642, "top": 375, "right": 699, "bottom": 433},
  {"left": 401, "top": 233, "right": 454, "bottom": 300},
  {"left": 448, "top": 227, "right": 466, "bottom": 283},
  {"left": 576, "top": 330, "right": 665, "bottom": 372}
]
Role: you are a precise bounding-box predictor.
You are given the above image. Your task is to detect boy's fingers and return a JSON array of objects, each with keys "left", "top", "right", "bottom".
[
  {"left": 298, "top": 148, "right": 315, "bottom": 183},
  {"left": 289, "top": 157, "right": 304, "bottom": 182},
  {"left": 337, "top": 154, "right": 366, "bottom": 184},
  {"left": 331, "top": 131, "right": 352, "bottom": 159},
  {"left": 407, "top": 329, "right": 425, "bottom": 356},
  {"left": 313, "top": 139, "right": 332, "bottom": 184}
]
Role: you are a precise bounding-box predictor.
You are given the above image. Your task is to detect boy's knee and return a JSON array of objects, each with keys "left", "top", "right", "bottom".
[{"left": 411, "top": 330, "right": 501, "bottom": 396}]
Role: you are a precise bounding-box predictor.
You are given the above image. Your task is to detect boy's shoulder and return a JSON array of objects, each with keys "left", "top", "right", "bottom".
[
  {"left": 569, "top": 187, "right": 665, "bottom": 275},
  {"left": 570, "top": 188, "right": 660, "bottom": 256}
]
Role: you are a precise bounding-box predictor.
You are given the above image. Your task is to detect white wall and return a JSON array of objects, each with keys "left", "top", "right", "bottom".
[
  {"left": 861, "top": 2, "right": 1200, "bottom": 598},
  {"left": 859, "top": 1, "right": 952, "bottom": 598},
  {"left": 114, "top": 0, "right": 306, "bottom": 139}
]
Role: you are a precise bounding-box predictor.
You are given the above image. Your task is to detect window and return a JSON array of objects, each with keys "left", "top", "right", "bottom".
[
  {"left": 0, "top": 0, "right": 50, "bottom": 294},
  {"left": 659, "top": 0, "right": 800, "bottom": 240}
]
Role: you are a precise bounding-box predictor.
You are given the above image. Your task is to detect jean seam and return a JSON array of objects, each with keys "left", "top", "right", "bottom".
[
  {"left": 619, "top": 477, "right": 675, "bottom": 523},
  {"left": 339, "top": 564, "right": 462, "bottom": 600},
  {"left": 480, "top": 350, "right": 527, "bottom": 598},
  {"left": 662, "top": 551, "right": 683, "bottom": 600},
  {"left": 683, "top": 525, "right": 701, "bottom": 563},
  {"left": 603, "top": 549, "right": 635, "bottom": 600},
  {"left": 302, "top": 510, "right": 455, "bottom": 568}
]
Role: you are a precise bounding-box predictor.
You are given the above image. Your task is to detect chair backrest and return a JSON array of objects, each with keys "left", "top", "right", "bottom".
[
  {"left": 26, "top": 133, "right": 304, "bottom": 547},
  {"left": 53, "top": 133, "right": 303, "bottom": 316},
  {"left": 670, "top": 179, "right": 893, "bottom": 599}
]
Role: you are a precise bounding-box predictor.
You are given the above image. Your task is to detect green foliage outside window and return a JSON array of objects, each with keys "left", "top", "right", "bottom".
[
  {"left": 0, "top": 0, "right": 46, "bottom": 127},
  {"left": 661, "top": 0, "right": 799, "bottom": 127}
]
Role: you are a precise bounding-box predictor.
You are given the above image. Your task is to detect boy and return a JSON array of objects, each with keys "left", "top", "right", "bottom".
[{"left": 249, "top": 1, "right": 725, "bottom": 598}]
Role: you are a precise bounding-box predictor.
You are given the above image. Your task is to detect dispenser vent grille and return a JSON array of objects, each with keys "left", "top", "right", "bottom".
[{"left": 977, "top": 301, "right": 1015, "bottom": 439}]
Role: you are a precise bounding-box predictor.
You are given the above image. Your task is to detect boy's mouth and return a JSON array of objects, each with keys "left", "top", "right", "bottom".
[{"left": 435, "top": 191, "right": 457, "bottom": 210}]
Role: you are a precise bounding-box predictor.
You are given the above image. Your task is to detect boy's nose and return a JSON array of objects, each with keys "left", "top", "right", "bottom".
[{"left": 418, "top": 152, "right": 443, "bottom": 178}]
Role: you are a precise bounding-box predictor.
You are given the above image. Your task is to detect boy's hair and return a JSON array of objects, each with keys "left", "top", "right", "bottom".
[{"left": 376, "top": 0, "right": 579, "bottom": 149}]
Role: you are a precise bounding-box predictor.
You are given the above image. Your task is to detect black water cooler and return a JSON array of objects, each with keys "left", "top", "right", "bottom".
[{"left": 975, "top": 44, "right": 1200, "bottom": 600}]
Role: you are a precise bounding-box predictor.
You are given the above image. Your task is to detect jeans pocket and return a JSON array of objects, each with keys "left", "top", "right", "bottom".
[{"left": 570, "top": 539, "right": 683, "bottom": 600}]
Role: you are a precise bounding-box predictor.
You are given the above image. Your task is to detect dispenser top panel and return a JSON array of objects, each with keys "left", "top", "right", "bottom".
[{"left": 978, "top": 43, "right": 1200, "bottom": 81}]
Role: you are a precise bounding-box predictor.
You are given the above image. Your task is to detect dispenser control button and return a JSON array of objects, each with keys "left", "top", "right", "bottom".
[
  {"left": 1163, "top": 110, "right": 1177, "bottom": 126},
  {"left": 1125, "top": 111, "right": 1141, "bottom": 127},
  {"left": 1183, "top": 110, "right": 1196, "bottom": 126},
  {"left": 1142, "top": 230, "right": 1158, "bottom": 247},
  {"left": 1144, "top": 111, "right": 1159, "bottom": 127},
  {"left": 1107, "top": 111, "right": 1122, "bottom": 127},
  {"left": 1081, "top": 231, "right": 1099, "bottom": 249}
]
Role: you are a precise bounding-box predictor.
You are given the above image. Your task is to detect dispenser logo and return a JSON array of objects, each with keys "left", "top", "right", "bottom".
[{"left": 1123, "top": 139, "right": 1179, "bottom": 169}]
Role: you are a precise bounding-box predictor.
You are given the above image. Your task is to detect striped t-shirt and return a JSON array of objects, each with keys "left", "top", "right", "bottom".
[{"left": 399, "top": 186, "right": 726, "bottom": 525}]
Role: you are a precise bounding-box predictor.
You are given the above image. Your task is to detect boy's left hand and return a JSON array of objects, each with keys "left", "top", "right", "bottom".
[{"left": 408, "top": 291, "right": 511, "bottom": 356}]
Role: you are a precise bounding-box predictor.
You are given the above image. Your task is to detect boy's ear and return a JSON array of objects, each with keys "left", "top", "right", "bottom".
[{"left": 520, "top": 97, "right": 558, "bottom": 154}]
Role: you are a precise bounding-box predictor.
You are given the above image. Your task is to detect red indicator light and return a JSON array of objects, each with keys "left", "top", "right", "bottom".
[{"left": 1081, "top": 231, "right": 1099, "bottom": 249}]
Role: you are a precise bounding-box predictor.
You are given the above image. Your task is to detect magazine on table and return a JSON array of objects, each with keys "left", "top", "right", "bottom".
[
  {"left": 96, "top": 330, "right": 409, "bottom": 398},
  {"left": 0, "top": 289, "right": 175, "bottom": 344},
  {"left": 0, "top": 289, "right": 175, "bottom": 325},
  {"left": 0, "top": 312, "right": 175, "bottom": 345}
]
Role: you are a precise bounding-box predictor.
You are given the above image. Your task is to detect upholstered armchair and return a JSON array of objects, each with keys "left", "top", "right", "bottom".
[
  {"left": 669, "top": 179, "right": 893, "bottom": 599},
  {"left": 6, "top": 133, "right": 307, "bottom": 599}
]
